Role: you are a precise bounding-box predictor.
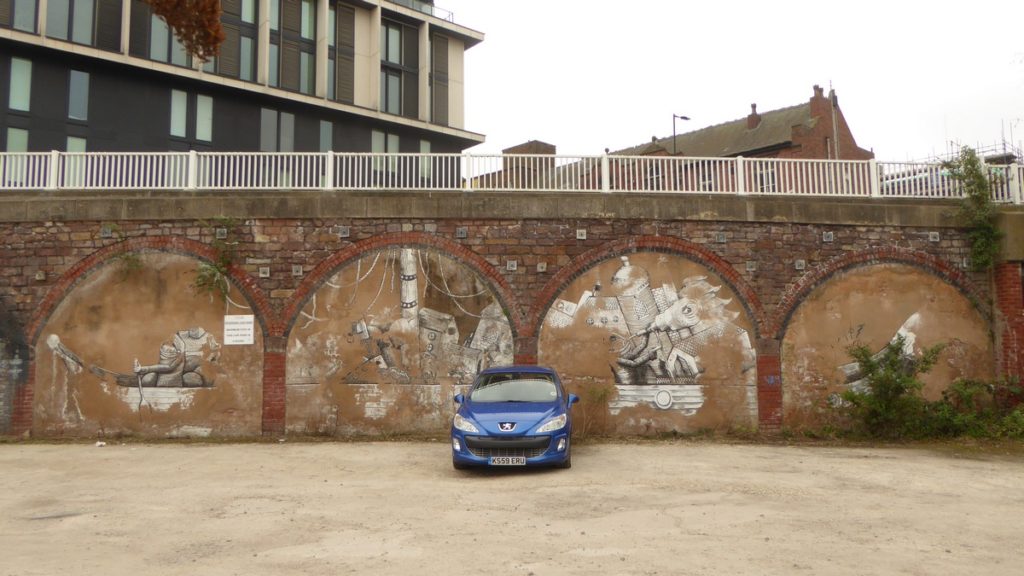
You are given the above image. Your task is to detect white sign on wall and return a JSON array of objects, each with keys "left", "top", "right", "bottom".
[{"left": 224, "top": 315, "right": 255, "bottom": 345}]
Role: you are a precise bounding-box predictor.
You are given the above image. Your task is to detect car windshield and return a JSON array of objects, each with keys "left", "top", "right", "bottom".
[{"left": 470, "top": 373, "right": 558, "bottom": 403}]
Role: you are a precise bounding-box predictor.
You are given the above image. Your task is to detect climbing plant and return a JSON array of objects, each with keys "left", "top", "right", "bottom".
[
  {"left": 193, "top": 218, "right": 238, "bottom": 300},
  {"left": 943, "top": 147, "right": 1003, "bottom": 272},
  {"left": 101, "top": 222, "right": 143, "bottom": 280}
]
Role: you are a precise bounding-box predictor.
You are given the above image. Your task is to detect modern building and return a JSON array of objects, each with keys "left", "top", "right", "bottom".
[{"left": 0, "top": 0, "right": 484, "bottom": 154}]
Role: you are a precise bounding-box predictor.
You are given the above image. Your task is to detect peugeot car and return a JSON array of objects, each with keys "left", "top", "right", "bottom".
[{"left": 451, "top": 365, "right": 579, "bottom": 470}]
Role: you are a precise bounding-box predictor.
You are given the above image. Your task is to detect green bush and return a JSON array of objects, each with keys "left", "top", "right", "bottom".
[
  {"left": 837, "top": 337, "right": 1023, "bottom": 440},
  {"left": 840, "top": 335, "right": 943, "bottom": 439}
]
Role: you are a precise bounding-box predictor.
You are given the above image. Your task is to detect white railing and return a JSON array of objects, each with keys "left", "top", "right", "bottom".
[{"left": 0, "top": 152, "right": 1020, "bottom": 203}]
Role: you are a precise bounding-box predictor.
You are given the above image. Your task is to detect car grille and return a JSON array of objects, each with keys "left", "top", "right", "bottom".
[{"left": 465, "top": 436, "right": 551, "bottom": 459}]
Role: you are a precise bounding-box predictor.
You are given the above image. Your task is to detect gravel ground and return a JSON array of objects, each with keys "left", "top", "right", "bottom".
[{"left": 1, "top": 440, "right": 1022, "bottom": 576}]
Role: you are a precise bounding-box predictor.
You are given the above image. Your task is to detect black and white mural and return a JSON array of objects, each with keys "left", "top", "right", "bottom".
[
  {"left": 33, "top": 253, "right": 262, "bottom": 436},
  {"left": 540, "top": 253, "right": 757, "bottom": 430},
  {"left": 287, "top": 248, "right": 513, "bottom": 433}
]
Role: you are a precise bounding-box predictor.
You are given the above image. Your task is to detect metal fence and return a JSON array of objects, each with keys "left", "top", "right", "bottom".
[{"left": 0, "top": 151, "right": 1021, "bottom": 203}]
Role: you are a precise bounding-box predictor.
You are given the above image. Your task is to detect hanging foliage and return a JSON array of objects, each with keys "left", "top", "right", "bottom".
[
  {"left": 943, "top": 147, "right": 1003, "bottom": 272},
  {"left": 147, "top": 0, "right": 225, "bottom": 61}
]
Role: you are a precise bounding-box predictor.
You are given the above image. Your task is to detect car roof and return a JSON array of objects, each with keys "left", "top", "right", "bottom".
[{"left": 477, "top": 365, "right": 557, "bottom": 376}]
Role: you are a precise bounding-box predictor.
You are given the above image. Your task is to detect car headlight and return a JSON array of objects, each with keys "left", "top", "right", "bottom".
[
  {"left": 535, "top": 413, "right": 567, "bottom": 433},
  {"left": 453, "top": 413, "right": 479, "bottom": 433}
]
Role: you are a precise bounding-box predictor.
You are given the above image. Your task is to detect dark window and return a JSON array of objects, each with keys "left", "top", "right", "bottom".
[
  {"left": 0, "top": 0, "right": 39, "bottom": 33},
  {"left": 8, "top": 57, "right": 31, "bottom": 112},
  {"left": 329, "top": 1, "right": 355, "bottom": 103},
  {"left": 430, "top": 33, "right": 448, "bottom": 125},
  {"left": 171, "top": 90, "right": 214, "bottom": 146},
  {"left": 128, "top": 0, "right": 190, "bottom": 67},
  {"left": 219, "top": 0, "right": 257, "bottom": 81},
  {"left": 68, "top": 70, "right": 89, "bottom": 120},
  {"left": 261, "top": 108, "right": 294, "bottom": 151},
  {"left": 380, "top": 18, "right": 417, "bottom": 118},
  {"left": 270, "top": 0, "right": 315, "bottom": 94}
]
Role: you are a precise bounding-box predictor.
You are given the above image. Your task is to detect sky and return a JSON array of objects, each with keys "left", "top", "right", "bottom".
[{"left": 440, "top": 0, "right": 1024, "bottom": 162}]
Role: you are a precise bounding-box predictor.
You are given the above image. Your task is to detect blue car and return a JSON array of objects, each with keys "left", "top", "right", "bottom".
[{"left": 451, "top": 365, "right": 579, "bottom": 470}]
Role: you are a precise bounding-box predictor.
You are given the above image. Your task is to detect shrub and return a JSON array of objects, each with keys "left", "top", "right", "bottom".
[{"left": 840, "top": 335, "right": 944, "bottom": 439}]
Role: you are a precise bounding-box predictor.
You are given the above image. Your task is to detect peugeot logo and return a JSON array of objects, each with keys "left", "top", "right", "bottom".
[{"left": 498, "top": 422, "right": 516, "bottom": 432}]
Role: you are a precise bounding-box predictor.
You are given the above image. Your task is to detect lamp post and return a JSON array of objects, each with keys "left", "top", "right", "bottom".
[{"left": 672, "top": 114, "right": 690, "bottom": 155}]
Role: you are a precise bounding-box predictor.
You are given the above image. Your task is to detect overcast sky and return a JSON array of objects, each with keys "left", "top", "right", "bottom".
[{"left": 441, "top": 0, "right": 1024, "bottom": 162}]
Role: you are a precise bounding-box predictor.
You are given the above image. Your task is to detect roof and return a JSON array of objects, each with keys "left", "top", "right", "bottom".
[{"left": 616, "top": 102, "right": 818, "bottom": 158}]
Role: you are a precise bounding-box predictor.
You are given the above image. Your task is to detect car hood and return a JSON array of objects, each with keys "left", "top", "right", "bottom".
[{"left": 461, "top": 401, "right": 562, "bottom": 434}]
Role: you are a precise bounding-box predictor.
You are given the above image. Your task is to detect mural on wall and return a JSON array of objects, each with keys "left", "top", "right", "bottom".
[
  {"left": 0, "top": 311, "right": 29, "bottom": 434},
  {"left": 540, "top": 253, "right": 757, "bottom": 431},
  {"left": 781, "top": 264, "right": 993, "bottom": 427},
  {"left": 34, "top": 253, "right": 263, "bottom": 436},
  {"left": 287, "top": 247, "right": 512, "bottom": 433}
]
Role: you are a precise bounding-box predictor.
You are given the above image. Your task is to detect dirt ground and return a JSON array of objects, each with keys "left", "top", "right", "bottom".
[{"left": 1, "top": 440, "right": 1021, "bottom": 576}]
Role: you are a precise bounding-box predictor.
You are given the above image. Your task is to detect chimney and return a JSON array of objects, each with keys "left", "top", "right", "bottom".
[{"left": 747, "top": 103, "right": 761, "bottom": 130}]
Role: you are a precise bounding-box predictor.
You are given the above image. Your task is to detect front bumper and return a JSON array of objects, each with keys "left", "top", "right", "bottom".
[{"left": 451, "top": 431, "right": 570, "bottom": 467}]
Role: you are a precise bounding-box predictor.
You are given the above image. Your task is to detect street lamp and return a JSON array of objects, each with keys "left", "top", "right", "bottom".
[{"left": 672, "top": 114, "right": 690, "bottom": 155}]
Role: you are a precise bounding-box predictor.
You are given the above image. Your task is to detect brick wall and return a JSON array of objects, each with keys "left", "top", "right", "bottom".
[
  {"left": 994, "top": 262, "right": 1024, "bottom": 378},
  {"left": 0, "top": 192, "right": 1010, "bottom": 436}
]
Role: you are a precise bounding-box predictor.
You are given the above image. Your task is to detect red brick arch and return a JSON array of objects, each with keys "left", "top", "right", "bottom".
[
  {"left": 769, "top": 247, "right": 988, "bottom": 340},
  {"left": 526, "top": 235, "right": 766, "bottom": 342},
  {"left": 279, "top": 232, "right": 522, "bottom": 339},
  {"left": 26, "top": 235, "right": 274, "bottom": 345},
  {"left": 16, "top": 235, "right": 275, "bottom": 437}
]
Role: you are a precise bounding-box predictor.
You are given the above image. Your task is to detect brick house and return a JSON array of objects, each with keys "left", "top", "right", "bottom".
[{"left": 621, "top": 85, "right": 874, "bottom": 161}]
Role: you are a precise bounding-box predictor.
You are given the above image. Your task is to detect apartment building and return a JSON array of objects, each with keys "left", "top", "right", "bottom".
[{"left": 0, "top": 0, "right": 484, "bottom": 154}]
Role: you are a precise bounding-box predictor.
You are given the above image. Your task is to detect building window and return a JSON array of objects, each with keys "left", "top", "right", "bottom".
[
  {"left": 8, "top": 58, "right": 31, "bottom": 111},
  {"left": 430, "top": 33, "right": 449, "bottom": 125},
  {"left": 5, "top": 127, "right": 29, "bottom": 151},
  {"left": 11, "top": 0, "right": 38, "bottom": 33},
  {"left": 381, "top": 69, "right": 400, "bottom": 115},
  {"left": 260, "top": 108, "right": 294, "bottom": 152},
  {"left": 46, "top": 0, "right": 95, "bottom": 44},
  {"left": 196, "top": 95, "right": 213, "bottom": 142},
  {"left": 757, "top": 165, "right": 777, "bottom": 193},
  {"left": 329, "top": 2, "right": 355, "bottom": 104},
  {"left": 269, "top": 0, "right": 315, "bottom": 94},
  {"left": 149, "top": 13, "right": 189, "bottom": 66},
  {"left": 372, "top": 130, "right": 398, "bottom": 171},
  {"left": 170, "top": 89, "right": 187, "bottom": 137},
  {"left": 68, "top": 70, "right": 89, "bottom": 121},
  {"left": 170, "top": 90, "right": 213, "bottom": 143},
  {"left": 66, "top": 136, "right": 87, "bottom": 151},
  {"left": 219, "top": 0, "right": 258, "bottom": 82},
  {"left": 319, "top": 120, "right": 332, "bottom": 152},
  {"left": 419, "top": 140, "right": 431, "bottom": 179},
  {"left": 379, "top": 18, "right": 417, "bottom": 117}
]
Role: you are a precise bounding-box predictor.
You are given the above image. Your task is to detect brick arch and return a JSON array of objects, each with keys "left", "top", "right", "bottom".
[
  {"left": 279, "top": 232, "right": 523, "bottom": 339},
  {"left": 769, "top": 247, "right": 988, "bottom": 340},
  {"left": 26, "top": 235, "right": 275, "bottom": 346},
  {"left": 527, "top": 235, "right": 766, "bottom": 341}
]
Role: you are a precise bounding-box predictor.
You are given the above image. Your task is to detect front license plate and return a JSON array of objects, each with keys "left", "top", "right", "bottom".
[{"left": 490, "top": 456, "right": 526, "bottom": 466}]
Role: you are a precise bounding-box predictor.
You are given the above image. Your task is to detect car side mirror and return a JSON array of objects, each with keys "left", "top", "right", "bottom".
[
  {"left": 453, "top": 393, "right": 464, "bottom": 404},
  {"left": 567, "top": 393, "right": 580, "bottom": 406}
]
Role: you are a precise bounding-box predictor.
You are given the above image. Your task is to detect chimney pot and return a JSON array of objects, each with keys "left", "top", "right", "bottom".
[{"left": 747, "top": 103, "right": 761, "bottom": 129}]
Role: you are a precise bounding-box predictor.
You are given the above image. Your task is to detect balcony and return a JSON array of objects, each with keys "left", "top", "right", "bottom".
[{"left": 0, "top": 152, "right": 1020, "bottom": 204}]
